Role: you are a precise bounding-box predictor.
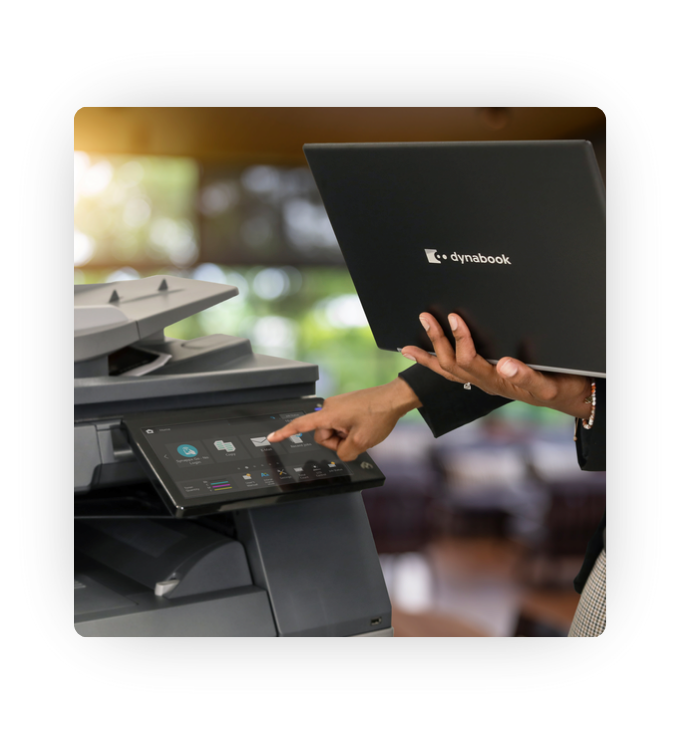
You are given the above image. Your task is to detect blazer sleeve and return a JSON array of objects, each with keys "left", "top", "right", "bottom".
[
  {"left": 398, "top": 364, "right": 512, "bottom": 436},
  {"left": 400, "top": 365, "right": 607, "bottom": 474},
  {"left": 572, "top": 378, "right": 606, "bottom": 594}
]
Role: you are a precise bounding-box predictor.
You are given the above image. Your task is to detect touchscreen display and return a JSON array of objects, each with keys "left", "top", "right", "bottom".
[{"left": 124, "top": 399, "right": 384, "bottom": 516}]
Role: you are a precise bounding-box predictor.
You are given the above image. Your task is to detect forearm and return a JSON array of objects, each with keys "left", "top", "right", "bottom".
[{"left": 385, "top": 375, "right": 423, "bottom": 416}]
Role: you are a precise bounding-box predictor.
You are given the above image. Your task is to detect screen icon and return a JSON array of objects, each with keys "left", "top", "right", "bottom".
[
  {"left": 243, "top": 474, "right": 252, "bottom": 480},
  {"left": 251, "top": 436, "right": 270, "bottom": 447},
  {"left": 293, "top": 467, "right": 303, "bottom": 473},
  {"left": 177, "top": 444, "right": 198, "bottom": 458},
  {"left": 214, "top": 440, "right": 236, "bottom": 453},
  {"left": 289, "top": 434, "right": 303, "bottom": 444}
]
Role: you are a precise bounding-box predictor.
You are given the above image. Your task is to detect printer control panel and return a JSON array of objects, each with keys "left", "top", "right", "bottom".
[{"left": 123, "top": 398, "right": 384, "bottom": 517}]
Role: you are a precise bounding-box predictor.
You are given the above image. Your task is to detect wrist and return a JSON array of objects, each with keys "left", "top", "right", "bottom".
[
  {"left": 573, "top": 377, "right": 593, "bottom": 419},
  {"left": 560, "top": 377, "right": 594, "bottom": 418},
  {"left": 385, "top": 376, "right": 422, "bottom": 416}
]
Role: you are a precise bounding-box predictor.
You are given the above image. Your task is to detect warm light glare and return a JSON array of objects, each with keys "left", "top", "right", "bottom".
[
  {"left": 320, "top": 295, "right": 369, "bottom": 329},
  {"left": 123, "top": 198, "right": 151, "bottom": 228},
  {"left": 117, "top": 160, "right": 144, "bottom": 186},
  {"left": 80, "top": 160, "right": 113, "bottom": 197},
  {"left": 74, "top": 230, "right": 94, "bottom": 266},
  {"left": 252, "top": 315, "right": 298, "bottom": 359},
  {"left": 252, "top": 268, "right": 290, "bottom": 300},
  {"left": 149, "top": 218, "right": 198, "bottom": 267},
  {"left": 74, "top": 152, "right": 199, "bottom": 268},
  {"left": 105, "top": 267, "right": 140, "bottom": 283},
  {"left": 73, "top": 151, "right": 90, "bottom": 204}
]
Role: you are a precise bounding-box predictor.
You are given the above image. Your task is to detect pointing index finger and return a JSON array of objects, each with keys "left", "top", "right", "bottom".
[{"left": 267, "top": 412, "right": 323, "bottom": 442}]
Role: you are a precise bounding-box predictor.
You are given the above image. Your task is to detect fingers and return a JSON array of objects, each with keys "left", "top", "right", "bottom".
[
  {"left": 267, "top": 411, "right": 360, "bottom": 460},
  {"left": 335, "top": 440, "right": 357, "bottom": 461},
  {"left": 269, "top": 412, "right": 349, "bottom": 453},
  {"left": 447, "top": 313, "right": 477, "bottom": 368},
  {"left": 401, "top": 344, "right": 461, "bottom": 382},
  {"left": 336, "top": 434, "right": 368, "bottom": 462},
  {"left": 270, "top": 418, "right": 362, "bottom": 461},
  {"left": 267, "top": 411, "right": 324, "bottom": 442},
  {"left": 419, "top": 313, "right": 457, "bottom": 369},
  {"left": 314, "top": 427, "right": 344, "bottom": 452},
  {"left": 399, "top": 313, "right": 459, "bottom": 382},
  {"left": 402, "top": 312, "right": 490, "bottom": 385}
]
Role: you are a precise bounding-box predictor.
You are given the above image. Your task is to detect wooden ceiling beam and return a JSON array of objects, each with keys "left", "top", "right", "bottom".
[{"left": 74, "top": 107, "right": 605, "bottom": 163}]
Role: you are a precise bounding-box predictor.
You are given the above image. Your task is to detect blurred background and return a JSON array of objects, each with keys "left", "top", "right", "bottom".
[{"left": 74, "top": 107, "right": 606, "bottom": 636}]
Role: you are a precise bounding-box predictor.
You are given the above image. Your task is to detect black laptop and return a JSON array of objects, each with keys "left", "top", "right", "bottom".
[{"left": 304, "top": 141, "right": 605, "bottom": 377}]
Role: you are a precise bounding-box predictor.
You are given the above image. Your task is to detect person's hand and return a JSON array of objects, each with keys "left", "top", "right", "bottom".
[
  {"left": 266, "top": 378, "right": 421, "bottom": 461},
  {"left": 401, "top": 312, "right": 592, "bottom": 419}
]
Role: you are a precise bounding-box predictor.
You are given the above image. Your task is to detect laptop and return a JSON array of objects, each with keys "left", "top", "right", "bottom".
[{"left": 304, "top": 141, "right": 605, "bottom": 377}]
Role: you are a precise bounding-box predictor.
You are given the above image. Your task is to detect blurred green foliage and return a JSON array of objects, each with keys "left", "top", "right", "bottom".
[{"left": 74, "top": 153, "right": 566, "bottom": 427}]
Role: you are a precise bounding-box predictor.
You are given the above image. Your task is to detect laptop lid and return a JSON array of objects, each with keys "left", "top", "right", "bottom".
[{"left": 304, "top": 141, "right": 605, "bottom": 377}]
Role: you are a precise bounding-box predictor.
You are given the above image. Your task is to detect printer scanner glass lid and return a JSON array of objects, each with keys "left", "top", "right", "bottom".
[{"left": 123, "top": 397, "right": 385, "bottom": 517}]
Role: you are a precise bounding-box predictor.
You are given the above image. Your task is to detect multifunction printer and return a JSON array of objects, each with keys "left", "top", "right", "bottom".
[{"left": 74, "top": 275, "right": 392, "bottom": 636}]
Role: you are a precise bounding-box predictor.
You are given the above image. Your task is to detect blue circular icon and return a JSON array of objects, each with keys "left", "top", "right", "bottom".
[{"left": 177, "top": 444, "right": 198, "bottom": 458}]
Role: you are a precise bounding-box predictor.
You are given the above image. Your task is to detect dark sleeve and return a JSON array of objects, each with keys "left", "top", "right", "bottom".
[
  {"left": 573, "top": 378, "right": 606, "bottom": 593},
  {"left": 398, "top": 364, "right": 512, "bottom": 437}
]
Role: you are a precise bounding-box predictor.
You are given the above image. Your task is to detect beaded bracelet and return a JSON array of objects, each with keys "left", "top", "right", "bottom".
[
  {"left": 573, "top": 380, "right": 597, "bottom": 440},
  {"left": 581, "top": 380, "right": 597, "bottom": 430}
]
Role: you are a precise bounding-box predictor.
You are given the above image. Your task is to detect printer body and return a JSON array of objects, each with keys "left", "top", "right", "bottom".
[{"left": 74, "top": 275, "right": 392, "bottom": 636}]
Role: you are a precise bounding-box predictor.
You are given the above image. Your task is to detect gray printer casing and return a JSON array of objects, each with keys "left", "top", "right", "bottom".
[{"left": 74, "top": 275, "right": 392, "bottom": 636}]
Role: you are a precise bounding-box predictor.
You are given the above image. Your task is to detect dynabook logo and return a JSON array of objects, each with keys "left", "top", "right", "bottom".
[{"left": 424, "top": 249, "right": 511, "bottom": 265}]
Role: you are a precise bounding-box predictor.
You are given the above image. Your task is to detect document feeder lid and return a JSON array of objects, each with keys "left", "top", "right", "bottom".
[{"left": 74, "top": 275, "right": 238, "bottom": 362}]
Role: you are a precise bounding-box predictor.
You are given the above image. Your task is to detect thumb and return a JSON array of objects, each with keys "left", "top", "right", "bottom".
[
  {"left": 335, "top": 435, "right": 366, "bottom": 462},
  {"left": 497, "top": 357, "right": 558, "bottom": 402}
]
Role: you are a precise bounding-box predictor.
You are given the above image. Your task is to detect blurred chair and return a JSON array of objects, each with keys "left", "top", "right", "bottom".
[
  {"left": 428, "top": 431, "right": 543, "bottom": 541},
  {"left": 512, "top": 610, "right": 571, "bottom": 637},
  {"left": 516, "top": 475, "right": 606, "bottom": 587},
  {"left": 361, "top": 460, "right": 440, "bottom": 554},
  {"left": 429, "top": 495, "right": 511, "bottom": 539}
]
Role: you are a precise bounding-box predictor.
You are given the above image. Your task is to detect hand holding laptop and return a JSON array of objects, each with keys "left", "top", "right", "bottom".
[
  {"left": 269, "top": 311, "right": 594, "bottom": 461},
  {"left": 401, "top": 312, "right": 593, "bottom": 419}
]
